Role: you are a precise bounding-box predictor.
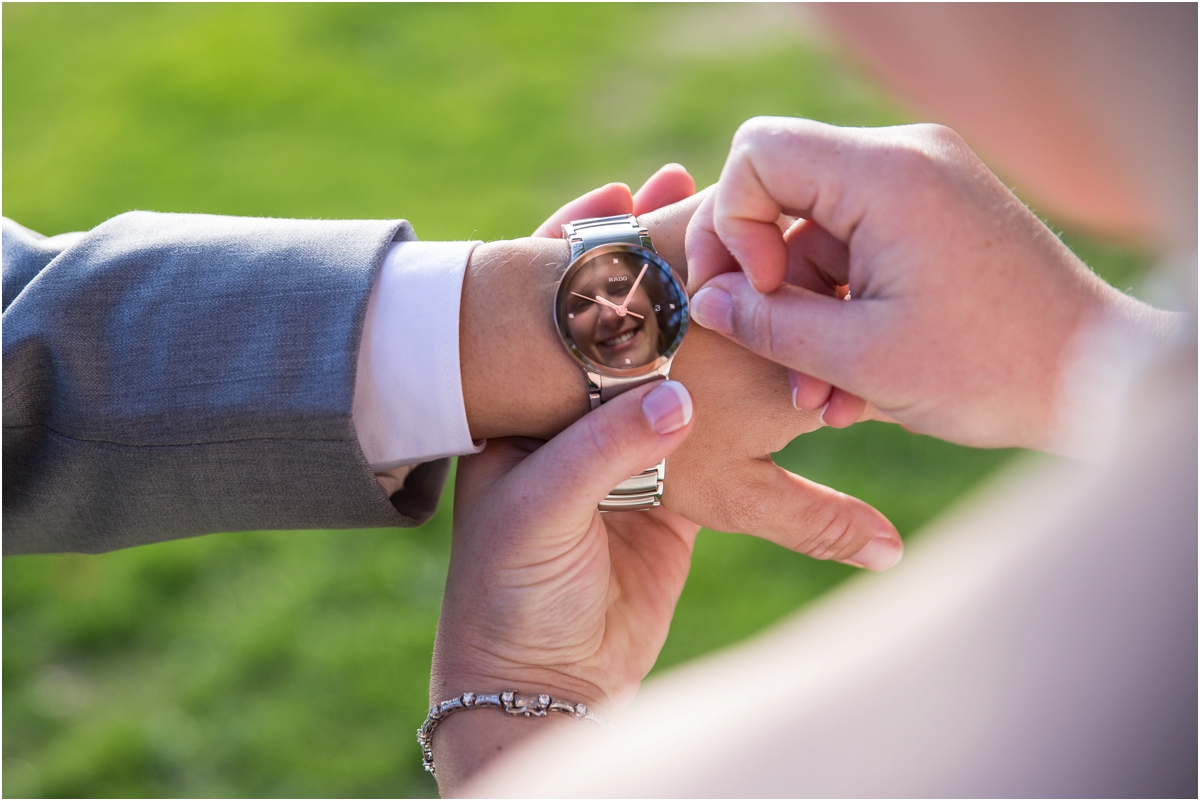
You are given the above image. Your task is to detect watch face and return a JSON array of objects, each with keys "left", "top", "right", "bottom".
[{"left": 556, "top": 244, "right": 689, "bottom": 375}]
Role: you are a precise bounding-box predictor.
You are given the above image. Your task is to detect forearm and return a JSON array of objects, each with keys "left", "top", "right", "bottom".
[{"left": 4, "top": 212, "right": 409, "bottom": 553}]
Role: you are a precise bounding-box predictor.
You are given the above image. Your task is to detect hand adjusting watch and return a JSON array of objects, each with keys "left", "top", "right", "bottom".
[{"left": 554, "top": 214, "right": 690, "bottom": 512}]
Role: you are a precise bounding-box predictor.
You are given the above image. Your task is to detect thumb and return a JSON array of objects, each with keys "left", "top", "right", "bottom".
[
  {"left": 507, "top": 380, "right": 696, "bottom": 524},
  {"left": 689, "top": 270, "right": 876, "bottom": 396}
]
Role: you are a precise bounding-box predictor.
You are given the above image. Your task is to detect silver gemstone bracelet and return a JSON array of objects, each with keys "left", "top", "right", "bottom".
[{"left": 417, "top": 690, "right": 606, "bottom": 777}]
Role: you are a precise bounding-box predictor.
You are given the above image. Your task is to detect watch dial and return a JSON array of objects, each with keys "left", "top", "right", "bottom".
[{"left": 558, "top": 247, "right": 688, "bottom": 371}]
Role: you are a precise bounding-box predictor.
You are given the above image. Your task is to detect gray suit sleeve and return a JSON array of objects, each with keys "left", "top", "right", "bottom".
[{"left": 3, "top": 212, "right": 450, "bottom": 555}]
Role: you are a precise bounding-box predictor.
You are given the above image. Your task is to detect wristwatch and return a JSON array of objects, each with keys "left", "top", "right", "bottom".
[{"left": 554, "top": 214, "right": 690, "bottom": 512}]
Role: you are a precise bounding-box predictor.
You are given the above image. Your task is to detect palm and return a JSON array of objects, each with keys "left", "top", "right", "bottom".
[
  {"left": 578, "top": 509, "right": 698, "bottom": 694},
  {"left": 445, "top": 435, "right": 698, "bottom": 703}
]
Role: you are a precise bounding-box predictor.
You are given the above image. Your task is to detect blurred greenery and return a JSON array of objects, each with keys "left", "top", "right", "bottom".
[{"left": 3, "top": 4, "right": 1153, "bottom": 798}]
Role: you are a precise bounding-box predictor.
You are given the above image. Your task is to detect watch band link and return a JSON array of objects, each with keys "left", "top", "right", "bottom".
[
  {"left": 563, "top": 215, "right": 654, "bottom": 261},
  {"left": 598, "top": 461, "right": 665, "bottom": 512},
  {"left": 563, "top": 214, "right": 667, "bottom": 513}
]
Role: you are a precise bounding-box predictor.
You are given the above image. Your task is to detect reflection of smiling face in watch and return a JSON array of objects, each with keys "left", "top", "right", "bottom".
[{"left": 564, "top": 256, "right": 662, "bottom": 369}]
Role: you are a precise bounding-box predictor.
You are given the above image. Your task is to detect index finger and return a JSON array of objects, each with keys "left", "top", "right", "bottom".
[{"left": 707, "top": 117, "right": 885, "bottom": 293}]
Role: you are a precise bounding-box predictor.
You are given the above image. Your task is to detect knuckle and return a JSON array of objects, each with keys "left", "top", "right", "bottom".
[
  {"left": 899, "top": 124, "right": 968, "bottom": 173},
  {"left": 803, "top": 506, "right": 868, "bottom": 561},
  {"left": 732, "top": 116, "right": 772, "bottom": 148},
  {"left": 732, "top": 115, "right": 802, "bottom": 152},
  {"left": 876, "top": 123, "right": 962, "bottom": 176},
  {"left": 780, "top": 495, "right": 871, "bottom": 561},
  {"left": 919, "top": 122, "right": 967, "bottom": 151},
  {"left": 738, "top": 293, "right": 779, "bottom": 362}
]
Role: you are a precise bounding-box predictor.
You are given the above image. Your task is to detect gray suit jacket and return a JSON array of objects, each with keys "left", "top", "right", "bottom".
[{"left": 3, "top": 212, "right": 449, "bottom": 555}]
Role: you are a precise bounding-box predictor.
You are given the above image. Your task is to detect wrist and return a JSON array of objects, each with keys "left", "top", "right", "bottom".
[
  {"left": 459, "top": 195, "right": 704, "bottom": 443},
  {"left": 432, "top": 617, "right": 629, "bottom": 714},
  {"left": 427, "top": 663, "right": 617, "bottom": 795},
  {"left": 432, "top": 672, "right": 614, "bottom": 716},
  {"left": 432, "top": 641, "right": 619, "bottom": 714},
  {"left": 459, "top": 237, "right": 585, "bottom": 440},
  {"left": 1050, "top": 279, "right": 1189, "bottom": 457},
  {"left": 424, "top": 694, "right": 577, "bottom": 796}
]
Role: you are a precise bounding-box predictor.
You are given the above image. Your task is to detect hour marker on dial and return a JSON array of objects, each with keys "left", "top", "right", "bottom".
[{"left": 625, "top": 358, "right": 631, "bottom": 364}]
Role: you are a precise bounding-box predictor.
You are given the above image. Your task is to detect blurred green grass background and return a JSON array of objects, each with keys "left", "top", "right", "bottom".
[{"left": 3, "top": 4, "right": 1152, "bottom": 797}]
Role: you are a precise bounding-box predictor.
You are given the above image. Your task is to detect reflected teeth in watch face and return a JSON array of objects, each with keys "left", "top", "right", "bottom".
[{"left": 600, "top": 328, "right": 638, "bottom": 348}]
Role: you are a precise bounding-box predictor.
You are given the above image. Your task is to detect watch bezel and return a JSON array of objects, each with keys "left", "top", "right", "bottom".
[{"left": 553, "top": 243, "right": 690, "bottom": 379}]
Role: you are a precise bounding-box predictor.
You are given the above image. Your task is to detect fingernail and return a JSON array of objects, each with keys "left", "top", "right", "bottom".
[
  {"left": 819, "top": 401, "right": 830, "bottom": 425},
  {"left": 843, "top": 537, "right": 904, "bottom": 571},
  {"left": 789, "top": 371, "right": 801, "bottom": 410},
  {"left": 690, "top": 287, "right": 733, "bottom": 335},
  {"left": 642, "top": 380, "right": 694, "bottom": 434}
]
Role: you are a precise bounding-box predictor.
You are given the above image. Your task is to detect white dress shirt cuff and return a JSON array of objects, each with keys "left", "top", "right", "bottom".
[{"left": 352, "top": 239, "right": 484, "bottom": 481}]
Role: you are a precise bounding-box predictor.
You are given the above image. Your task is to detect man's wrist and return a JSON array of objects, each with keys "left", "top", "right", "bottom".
[
  {"left": 458, "top": 194, "right": 703, "bottom": 443},
  {"left": 459, "top": 237, "right": 584, "bottom": 441}
]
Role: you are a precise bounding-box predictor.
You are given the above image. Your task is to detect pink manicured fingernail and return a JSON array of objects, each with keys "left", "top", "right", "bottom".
[
  {"left": 642, "top": 380, "right": 694, "bottom": 434},
  {"left": 690, "top": 287, "right": 734, "bottom": 335},
  {"left": 843, "top": 537, "right": 904, "bottom": 571}
]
